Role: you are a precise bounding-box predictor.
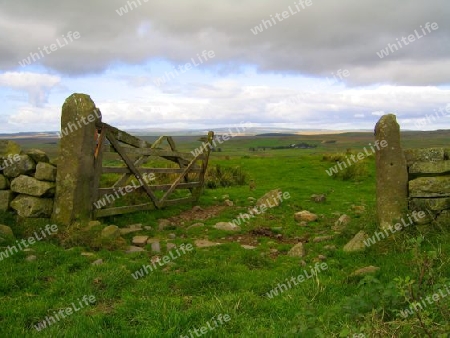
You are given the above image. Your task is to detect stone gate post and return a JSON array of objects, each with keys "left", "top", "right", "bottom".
[
  {"left": 52, "top": 94, "right": 102, "bottom": 225},
  {"left": 375, "top": 114, "right": 408, "bottom": 229}
]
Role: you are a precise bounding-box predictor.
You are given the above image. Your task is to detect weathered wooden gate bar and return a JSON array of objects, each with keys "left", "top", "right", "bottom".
[
  {"left": 158, "top": 151, "right": 205, "bottom": 205},
  {"left": 98, "top": 182, "right": 201, "bottom": 195},
  {"left": 101, "top": 167, "right": 203, "bottom": 174},
  {"left": 101, "top": 122, "right": 151, "bottom": 148},
  {"left": 121, "top": 148, "right": 202, "bottom": 161}
]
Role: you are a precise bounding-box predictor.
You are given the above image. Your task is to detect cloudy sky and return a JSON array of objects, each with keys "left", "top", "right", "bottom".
[{"left": 1, "top": 0, "right": 450, "bottom": 133}]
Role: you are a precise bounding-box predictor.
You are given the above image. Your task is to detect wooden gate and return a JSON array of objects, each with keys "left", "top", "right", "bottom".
[{"left": 92, "top": 122, "right": 213, "bottom": 218}]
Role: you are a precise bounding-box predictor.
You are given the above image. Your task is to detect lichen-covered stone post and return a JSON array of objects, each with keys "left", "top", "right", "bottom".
[
  {"left": 375, "top": 114, "right": 408, "bottom": 229},
  {"left": 52, "top": 94, "right": 102, "bottom": 225}
]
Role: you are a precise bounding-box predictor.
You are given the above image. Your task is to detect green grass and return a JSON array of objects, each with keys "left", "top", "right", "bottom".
[{"left": 1, "top": 135, "right": 450, "bottom": 337}]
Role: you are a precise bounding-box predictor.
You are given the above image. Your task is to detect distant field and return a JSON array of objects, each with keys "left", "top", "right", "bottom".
[{"left": 8, "top": 129, "right": 450, "bottom": 160}]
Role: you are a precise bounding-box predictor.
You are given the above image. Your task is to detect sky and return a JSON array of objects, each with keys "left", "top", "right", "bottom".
[{"left": 1, "top": 0, "right": 450, "bottom": 133}]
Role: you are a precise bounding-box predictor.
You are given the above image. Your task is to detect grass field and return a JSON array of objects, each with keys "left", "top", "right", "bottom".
[{"left": 1, "top": 133, "right": 450, "bottom": 337}]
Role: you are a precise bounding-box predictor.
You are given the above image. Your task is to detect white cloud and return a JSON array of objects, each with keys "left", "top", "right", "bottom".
[
  {"left": 0, "top": 72, "right": 60, "bottom": 107},
  {"left": 8, "top": 104, "right": 60, "bottom": 130},
  {"left": 371, "top": 111, "right": 386, "bottom": 116}
]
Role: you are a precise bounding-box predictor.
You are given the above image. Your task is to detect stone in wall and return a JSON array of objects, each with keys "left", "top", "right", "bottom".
[
  {"left": 409, "top": 160, "right": 450, "bottom": 175},
  {"left": 0, "top": 174, "right": 9, "bottom": 190},
  {"left": 0, "top": 190, "right": 13, "bottom": 211},
  {"left": 10, "top": 195, "right": 54, "bottom": 218},
  {"left": 0, "top": 140, "right": 21, "bottom": 158},
  {"left": 409, "top": 198, "right": 438, "bottom": 224},
  {"left": 11, "top": 175, "right": 55, "bottom": 197},
  {"left": 35, "top": 163, "right": 57, "bottom": 182},
  {"left": 404, "top": 148, "right": 444, "bottom": 165},
  {"left": 375, "top": 114, "right": 408, "bottom": 230},
  {"left": 409, "top": 197, "right": 450, "bottom": 211},
  {"left": 409, "top": 177, "right": 450, "bottom": 198},
  {"left": 26, "top": 149, "right": 50, "bottom": 163},
  {"left": 0, "top": 224, "right": 15, "bottom": 243},
  {"left": 3, "top": 155, "right": 36, "bottom": 178}
]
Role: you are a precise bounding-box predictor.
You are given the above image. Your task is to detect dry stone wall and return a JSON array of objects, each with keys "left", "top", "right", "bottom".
[
  {"left": 0, "top": 140, "right": 57, "bottom": 218},
  {"left": 406, "top": 148, "right": 450, "bottom": 225}
]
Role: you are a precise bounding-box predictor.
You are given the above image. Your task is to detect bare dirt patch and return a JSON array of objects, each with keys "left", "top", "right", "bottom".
[
  {"left": 166, "top": 205, "right": 227, "bottom": 224},
  {"left": 221, "top": 227, "right": 306, "bottom": 246}
]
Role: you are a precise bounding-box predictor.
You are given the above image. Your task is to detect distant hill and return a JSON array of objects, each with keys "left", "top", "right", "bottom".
[
  {"left": 0, "top": 131, "right": 59, "bottom": 139},
  {"left": 1, "top": 128, "right": 449, "bottom": 140}
]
